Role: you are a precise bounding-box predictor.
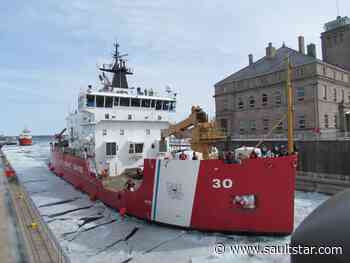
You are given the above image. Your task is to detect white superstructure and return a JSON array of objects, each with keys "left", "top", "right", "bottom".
[{"left": 65, "top": 42, "right": 177, "bottom": 176}]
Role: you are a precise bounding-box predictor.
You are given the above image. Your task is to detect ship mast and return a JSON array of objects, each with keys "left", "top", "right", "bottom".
[
  {"left": 286, "top": 57, "right": 294, "bottom": 154},
  {"left": 99, "top": 41, "right": 133, "bottom": 89}
]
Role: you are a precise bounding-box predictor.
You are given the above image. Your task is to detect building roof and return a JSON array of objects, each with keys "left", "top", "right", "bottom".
[{"left": 215, "top": 46, "right": 321, "bottom": 87}]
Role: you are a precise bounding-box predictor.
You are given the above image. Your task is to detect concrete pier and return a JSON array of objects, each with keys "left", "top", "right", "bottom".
[{"left": 0, "top": 151, "right": 70, "bottom": 263}]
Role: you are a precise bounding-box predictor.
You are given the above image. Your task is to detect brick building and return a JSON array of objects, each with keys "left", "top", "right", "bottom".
[{"left": 215, "top": 17, "right": 350, "bottom": 139}]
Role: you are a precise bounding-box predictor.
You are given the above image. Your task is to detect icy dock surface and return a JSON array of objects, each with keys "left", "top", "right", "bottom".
[{"left": 3, "top": 139, "right": 329, "bottom": 263}]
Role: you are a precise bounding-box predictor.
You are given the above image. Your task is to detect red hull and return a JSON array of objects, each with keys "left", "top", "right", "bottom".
[
  {"left": 19, "top": 138, "right": 32, "bottom": 146},
  {"left": 50, "top": 149, "right": 297, "bottom": 234}
]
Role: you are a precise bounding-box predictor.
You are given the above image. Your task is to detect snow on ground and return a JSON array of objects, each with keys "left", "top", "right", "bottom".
[{"left": 3, "top": 138, "right": 329, "bottom": 263}]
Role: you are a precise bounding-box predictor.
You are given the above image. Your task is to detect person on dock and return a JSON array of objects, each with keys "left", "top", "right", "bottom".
[
  {"left": 192, "top": 151, "right": 198, "bottom": 160},
  {"left": 179, "top": 151, "right": 188, "bottom": 160}
]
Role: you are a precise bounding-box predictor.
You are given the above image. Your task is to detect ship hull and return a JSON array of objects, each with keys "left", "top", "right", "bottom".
[
  {"left": 19, "top": 137, "right": 32, "bottom": 146},
  {"left": 50, "top": 149, "right": 297, "bottom": 234}
]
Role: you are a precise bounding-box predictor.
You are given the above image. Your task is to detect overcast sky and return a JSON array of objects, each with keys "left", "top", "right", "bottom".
[{"left": 1, "top": 0, "right": 349, "bottom": 135}]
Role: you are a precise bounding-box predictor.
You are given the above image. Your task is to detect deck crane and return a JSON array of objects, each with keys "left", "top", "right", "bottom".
[{"left": 161, "top": 106, "right": 226, "bottom": 160}]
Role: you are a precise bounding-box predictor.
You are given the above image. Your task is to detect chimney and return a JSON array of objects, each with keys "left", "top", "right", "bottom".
[
  {"left": 298, "top": 36, "right": 305, "bottom": 54},
  {"left": 249, "top": 54, "right": 254, "bottom": 66},
  {"left": 307, "top": 43, "right": 317, "bottom": 58},
  {"left": 266, "top": 43, "right": 276, "bottom": 59}
]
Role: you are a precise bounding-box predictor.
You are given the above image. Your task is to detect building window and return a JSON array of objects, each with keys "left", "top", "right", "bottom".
[
  {"left": 348, "top": 91, "right": 350, "bottom": 103},
  {"left": 263, "top": 119, "right": 269, "bottom": 131},
  {"left": 106, "top": 142, "right": 117, "bottom": 156},
  {"left": 323, "top": 85, "right": 327, "bottom": 100},
  {"left": 324, "top": 114, "right": 329, "bottom": 128},
  {"left": 262, "top": 94, "right": 268, "bottom": 106},
  {"left": 238, "top": 98, "right": 244, "bottom": 109},
  {"left": 146, "top": 129, "right": 151, "bottom": 135},
  {"left": 276, "top": 121, "right": 283, "bottom": 132},
  {"left": 298, "top": 115, "right": 306, "bottom": 129},
  {"left": 342, "top": 89, "right": 344, "bottom": 102},
  {"left": 102, "top": 129, "right": 107, "bottom": 136},
  {"left": 296, "top": 87, "right": 305, "bottom": 101},
  {"left": 120, "top": 129, "right": 125, "bottom": 136},
  {"left": 323, "top": 66, "right": 326, "bottom": 75},
  {"left": 239, "top": 120, "right": 246, "bottom": 134},
  {"left": 105, "top": 113, "right": 109, "bottom": 120},
  {"left": 128, "top": 114, "right": 132, "bottom": 120},
  {"left": 249, "top": 96, "right": 255, "bottom": 108},
  {"left": 333, "top": 71, "right": 336, "bottom": 79},
  {"left": 220, "top": 119, "right": 228, "bottom": 130},
  {"left": 249, "top": 120, "right": 256, "bottom": 132},
  {"left": 334, "top": 114, "right": 338, "bottom": 129},
  {"left": 158, "top": 115, "right": 162, "bottom": 120},
  {"left": 275, "top": 91, "right": 282, "bottom": 105},
  {"left": 333, "top": 88, "right": 337, "bottom": 102}
]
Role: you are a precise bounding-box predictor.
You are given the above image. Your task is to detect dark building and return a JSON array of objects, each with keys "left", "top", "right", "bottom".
[{"left": 321, "top": 16, "right": 350, "bottom": 71}]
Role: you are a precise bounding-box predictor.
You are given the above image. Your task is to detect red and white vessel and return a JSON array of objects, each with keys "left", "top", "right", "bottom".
[
  {"left": 19, "top": 128, "right": 33, "bottom": 146},
  {"left": 50, "top": 42, "right": 297, "bottom": 234}
]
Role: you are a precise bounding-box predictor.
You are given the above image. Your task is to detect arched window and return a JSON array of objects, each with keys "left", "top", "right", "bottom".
[
  {"left": 262, "top": 93, "right": 268, "bottom": 106},
  {"left": 249, "top": 96, "right": 255, "bottom": 108},
  {"left": 275, "top": 91, "right": 282, "bottom": 105},
  {"left": 238, "top": 98, "right": 244, "bottom": 109}
]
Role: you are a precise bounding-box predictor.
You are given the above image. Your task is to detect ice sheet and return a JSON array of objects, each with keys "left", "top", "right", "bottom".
[{"left": 3, "top": 139, "right": 329, "bottom": 263}]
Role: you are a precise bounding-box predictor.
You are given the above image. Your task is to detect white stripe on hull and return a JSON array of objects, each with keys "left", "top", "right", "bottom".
[{"left": 151, "top": 160, "right": 200, "bottom": 227}]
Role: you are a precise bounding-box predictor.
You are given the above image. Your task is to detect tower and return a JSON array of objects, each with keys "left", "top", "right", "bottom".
[{"left": 321, "top": 16, "right": 350, "bottom": 70}]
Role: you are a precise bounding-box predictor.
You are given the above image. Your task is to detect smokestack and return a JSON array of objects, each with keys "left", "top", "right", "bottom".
[
  {"left": 249, "top": 54, "right": 254, "bottom": 66},
  {"left": 266, "top": 43, "right": 276, "bottom": 59},
  {"left": 298, "top": 36, "right": 305, "bottom": 54},
  {"left": 307, "top": 43, "right": 317, "bottom": 58}
]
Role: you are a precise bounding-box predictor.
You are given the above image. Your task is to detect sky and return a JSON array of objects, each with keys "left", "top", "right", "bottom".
[{"left": 1, "top": 0, "right": 349, "bottom": 135}]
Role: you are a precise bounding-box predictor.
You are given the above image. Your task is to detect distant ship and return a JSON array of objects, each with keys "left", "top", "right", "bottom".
[
  {"left": 18, "top": 128, "right": 33, "bottom": 146},
  {"left": 49, "top": 42, "right": 297, "bottom": 234}
]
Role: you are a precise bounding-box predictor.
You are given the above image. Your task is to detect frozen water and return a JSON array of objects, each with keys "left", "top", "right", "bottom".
[{"left": 2, "top": 138, "right": 329, "bottom": 263}]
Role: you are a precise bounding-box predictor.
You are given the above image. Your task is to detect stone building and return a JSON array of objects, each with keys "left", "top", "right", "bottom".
[
  {"left": 215, "top": 17, "right": 350, "bottom": 139},
  {"left": 321, "top": 16, "right": 350, "bottom": 71}
]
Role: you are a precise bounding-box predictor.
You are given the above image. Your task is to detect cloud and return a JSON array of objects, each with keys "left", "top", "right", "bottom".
[{"left": 1, "top": 0, "right": 349, "bottom": 134}]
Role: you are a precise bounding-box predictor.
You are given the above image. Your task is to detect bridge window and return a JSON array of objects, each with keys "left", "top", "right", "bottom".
[
  {"left": 170, "top": 101, "right": 176, "bottom": 111},
  {"left": 163, "top": 101, "right": 170, "bottom": 111},
  {"left": 135, "top": 143, "right": 144, "bottom": 153},
  {"left": 105, "top": 96, "right": 113, "bottom": 108},
  {"left": 106, "top": 142, "right": 117, "bottom": 156},
  {"left": 151, "top": 100, "right": 156, "bottom": 108},
  {"left": 120, "top": 97, "right": 130, "bottom": 107},
  {"left": 142, "top": 99, "right": 151, "bottom": 108},
  {"left": 156, "top": 100, "right": 162, "bottom": 110},
  {"left": 86, "top": 95, "right": 95, "bottom": 107},
  {"left": 96, "top": 96, "right": 104, "bottom": 108},
  {"left": 128, "top": 143, "right": 143, "bottom": 154},
  {"left": 131, "top": 98, "right": 141, "bottom": 107},
  {"left": 114, "top": 97, "right": 119, "bottom": 106}
]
